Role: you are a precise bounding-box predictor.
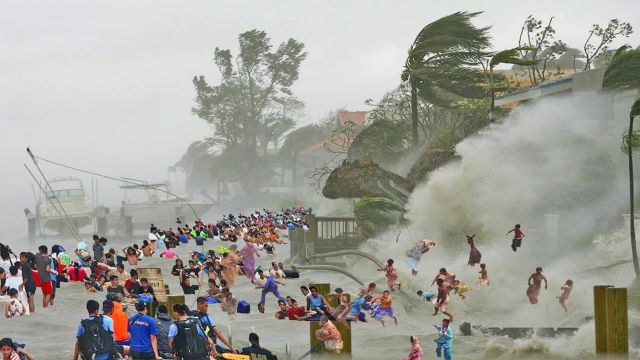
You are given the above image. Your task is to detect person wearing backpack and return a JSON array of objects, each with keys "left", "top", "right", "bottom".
[
  {"left": 73, "top": 299, "right": 116, "bottom": 360},
  {"left": 128, "top": 302, "right": 162, "bottom": 359},
  {"left": 168, "top": 304, "right": 216, "bottom": 360}
]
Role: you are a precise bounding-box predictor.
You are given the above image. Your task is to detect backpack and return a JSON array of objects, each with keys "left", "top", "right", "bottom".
[
  {"left": 237, "top": 300, "right": 250, "bottom": 314},
  {"left": 172, "top": 319, "right": 209, "bottom": 357},
  {"left": 78, "top": 316, "right": 114, "bottom": 359}
]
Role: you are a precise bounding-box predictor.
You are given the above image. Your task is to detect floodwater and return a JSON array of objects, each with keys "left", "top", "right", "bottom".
[{"left": 3, "top": 229, "right": 639, "bottom": 360}]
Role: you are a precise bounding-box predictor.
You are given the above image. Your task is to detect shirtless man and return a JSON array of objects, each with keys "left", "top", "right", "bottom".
[
  {"left": 507, "top": 224, "right": 525, "bottom": 252},
  {"left": 431, "top": 268, "right": 455, "bottom": 287},
  {"left": 526, "top": 267, "right": 547, "bottom": 304},
  {"left": 433, "top": 279, "right": 453, "bottom": 320},
  {"left": 406, "top": 239, "right": 436, "bottom": 276}
]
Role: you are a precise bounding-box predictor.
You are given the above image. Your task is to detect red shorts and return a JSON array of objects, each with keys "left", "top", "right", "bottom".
[{"left": 40, "top": 280, "right": 52, "bottom": 295}]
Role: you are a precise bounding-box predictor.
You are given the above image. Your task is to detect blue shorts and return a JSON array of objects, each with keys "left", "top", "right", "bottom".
[
  {"left": 407, "top": 257, "right": 419, "bottom": 270},
  {"left": 116, "top": 339, "right": 130, "bottom": 346}
]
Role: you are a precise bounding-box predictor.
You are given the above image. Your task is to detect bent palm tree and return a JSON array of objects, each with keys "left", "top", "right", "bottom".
[
  {"left": 625, "top": 99, "right": 640, "bottom": 277},
  {"left": 603, "top": 45, "right": 640, "bottom": 277},
  {"left": 402, "top": 11, "right": 491, "bottom": 148},
  {"left": 485, "top": 47, "right": 538, "bottom": 118}
]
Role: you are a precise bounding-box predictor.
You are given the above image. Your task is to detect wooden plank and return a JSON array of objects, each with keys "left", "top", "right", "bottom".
[
  {"left": 593, "top": 285, "right": 611, "bottom": 355},
  {"left": 605, "top": 287, "right": 628, "bottom": 355},
  {"left": 137, "top": 267, "right": 168, "bottom": 302}
]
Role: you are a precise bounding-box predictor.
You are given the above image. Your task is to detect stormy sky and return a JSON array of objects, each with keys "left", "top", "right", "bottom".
[{"left": 1, "top": 0, "right": 639, "bottom": 236}]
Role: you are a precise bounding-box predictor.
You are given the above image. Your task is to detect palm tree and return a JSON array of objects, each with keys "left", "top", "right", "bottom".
[
  {"left": 484, "top": 47, "right": 538, "bottom": 119},
  {"left": 603, "top": 45, "right": 640, "bottom": 277},
  {"left": 402, "top": 11, "right": 491, "bottom": 148},
  {"left": 623, "top": 98, "right": 640, "bottom": 278}
]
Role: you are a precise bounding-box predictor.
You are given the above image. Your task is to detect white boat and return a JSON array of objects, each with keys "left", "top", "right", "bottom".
[
  {"left": 37, "top": 177, "right": 93, "bottom": 234},
  {"left": 107, "top": 182, "right": 215, "bottom": 230}
]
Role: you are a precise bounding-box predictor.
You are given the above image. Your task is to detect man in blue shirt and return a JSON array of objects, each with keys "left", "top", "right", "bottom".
[
  {"left": 193, "top": 297, "right": 235, "bottom": 354},
  {"left": 128, "top": 302, "right": 161, "bottom": 359},
  {"left": 73, "top": 300, "right": 115, "bottom": 360},
  {"left": 255, "top": 270, "right": 286, "bottom": 311},
  {"left": 434, "top": 318, "right": 453, "bottom": 360},
  {"left": 169, "top": 303, "right": 216, "bottom": 360}
]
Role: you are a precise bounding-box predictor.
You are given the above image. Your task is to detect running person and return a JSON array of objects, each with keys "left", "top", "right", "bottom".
[
  {"left": 507, "top": 224, "right": 525, "bottom": 252},
  {"left": 378, "top": 259, "right": 400, "bottom": 291},
  {"left": 406, "top": 239, "right": 435, "bottom": 276},
  {"left": 526, "top": 267, "right": 547, "bottom": 304},
  {"left": 557, "top": 279, "right": 573, "bottom": 312},
  {"left": 372, "top": 290, "right": 398, "bottom": 327}
]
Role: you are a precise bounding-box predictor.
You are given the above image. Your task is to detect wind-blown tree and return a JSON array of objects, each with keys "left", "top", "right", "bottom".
[
  {"left": 582, "top": 19, "right": 633, "bottom": 70},
  {"left": 354, "top": 195, "right": 404, "bottom": 238},
  {"left": 192, "top": 30, "right": 306, "bottom": 192},
  {"left": 402, "top": 11, "right": 491, "bottom": 148},
  {"left": 603, "top": 45, "right": 640, "bottom": 277},
  {"left": 278, "top": 124, "right": 326, "bottom": 187},
  {"left": 517, "top": 16, "right": 567, "bottom": 85},
  {"left": 483, "top": 47, "right": 538, "bottom": 116}
]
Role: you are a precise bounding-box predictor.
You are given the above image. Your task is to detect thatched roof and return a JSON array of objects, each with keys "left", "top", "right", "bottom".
[{"left": 323, "top": 157, "right": 412, "bottom": 201}]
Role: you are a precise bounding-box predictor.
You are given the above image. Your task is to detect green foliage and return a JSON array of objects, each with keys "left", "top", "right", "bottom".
[
  {"left": 191, "top": 29, "right": 306, "bottom": 191},
  {"left": 489, "top": 47, "right": 539, "bottom": 69},
  {"left": 402, "top": 11, "right": 491, "bottom": 112},
  {"left": 517, "top": 16, "right": 567, "bottom": 85},
  {"left": 347, "top": 120, "right": 411, "bottom": 167},
  {"left": 602, "top": 46, "right": 640, "bottom": 90},
  {"left": 354, "top": 195, "right": 403, "bottom": 238},
  {"left": 583, "top": 19, "right": 633, "bottom": 70}
]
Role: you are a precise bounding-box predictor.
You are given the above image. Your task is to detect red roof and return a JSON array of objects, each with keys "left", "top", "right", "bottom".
[{"left": 338, "top": 111, "right": 367, "bottom": 127}]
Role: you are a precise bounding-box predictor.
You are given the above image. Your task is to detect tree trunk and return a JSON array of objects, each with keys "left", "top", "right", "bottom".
[
  {"left": 291, "top": 152, "right": 298, "bottom": 188},
  {"left": 490, "top": 90, "right": 496, "bottom": 122},
  {"left": 629, "top": 115, "right": 640, "bottom": 277},
  {"left": 411, "top": 80, "right": 419, "bottom": 148}
]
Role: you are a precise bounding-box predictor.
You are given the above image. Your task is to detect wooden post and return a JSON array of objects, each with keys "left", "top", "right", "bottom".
[
  {"left": 594, "top": 285, "right": 629, "bottom": 358},
  {"left": 309, "top": 283, "right": 352, "bottom": 358},
  {"left": 594, "top": 285, "right": 612, "bottom": 355},
  {"left": 165, "top": 295, "right": 186, "bottom": 320},
  {"left": 605, "top": 287, "right": 628, "bottom": 356}
]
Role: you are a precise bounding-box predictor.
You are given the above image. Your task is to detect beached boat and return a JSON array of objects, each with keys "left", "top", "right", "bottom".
[
  {"left": 107, "top": 182, "right": 215, "bottom": 230},
  {"left": 37, "top": 177, "right": 93, "bottom": 234}
]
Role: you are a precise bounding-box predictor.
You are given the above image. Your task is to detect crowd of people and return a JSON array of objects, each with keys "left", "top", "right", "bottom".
[{"left": 0, "top": 209, "right": 577, "bottom": 360}]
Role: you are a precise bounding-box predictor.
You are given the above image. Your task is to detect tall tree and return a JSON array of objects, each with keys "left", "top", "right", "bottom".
[
  {"left": 603, "top": 45, "right": 640, "bottom": 278},
  {"left": 402, "top": 11, "right": 491, "bottom": 148},
  {"left": 582, "top": 19, "right": 633, "bottom": 70},
  {"left": 192, "top": 30, "right": 306, "bottom": 192},
  {"left": 518, "top": 16, "right": 567, "bottom": 85}
]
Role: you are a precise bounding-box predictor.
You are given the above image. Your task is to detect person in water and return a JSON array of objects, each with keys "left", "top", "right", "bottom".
[
  {"left": 315, "top": 316, "right": 343, "bottom": 354},
  {"left": 372, "top": 290, "right": 398, "bottom": 327},
  {"left": 527, "top": 267, "right": 548, "bottom": 304},
  {"left": 433, "top": 279, "right": 453, "bottom": 320},
  {"left": 477, "top": 263, "right": 490, "bottom": 288},
  {"left": 404, "top": 335, "right": 423, "bottom": 360},
  {"left": 449, "top": 279, "right": 471, "bottom": 300},
  {"left": 466, "top": 234, "right": 481, "bottom": 266},
  {"left": 378, "top": 258, "right": 400, "bottom": 291},
  {"left": 434, "top": 318, "right": 453, "bottom": 360},
  {"left": 557, "top": 279, "right": 573, "bottom": 312},
  {"left": 406, "top": 239, "right": 436, "bottom": 276},
  {"left": 507, "top": 224, "right": 525, "bottom": 252}
]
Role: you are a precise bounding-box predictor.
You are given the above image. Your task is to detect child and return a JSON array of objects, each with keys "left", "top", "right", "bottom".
[
  {"left": 372, "top": 290, "right": 398, "bottom": 327},
  {"left": 434, "top": 318, "right": 452, "bottom": 360},
  {"left": 557, "top": 279, "right": 574, "bottom": 312},
  {"left": 159, "top": 248, "right": 176, "bottom": 259},
  {"left": 378, "top": 258, "right": 400, "bottom": 291},
  {"left": 449, "top": 279, "right": 471, "bottom": 300},
  {"left": 220, "top": 287, "right": 238, "bottom": 320},
  {"left": 404, "top": 335, "right": 423, "bottom": 360},
  {"left": 477, "top": 263, "right": 490, "bottom": 288},
  {"left": 4, "top": 288, "right": 25, "bottom": 318},
  {"left": 417, "top": 290, "right": 436, "bottom": 304},
  {"left": 507, "top": 224, "right": 525, "bottom": 252}
]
